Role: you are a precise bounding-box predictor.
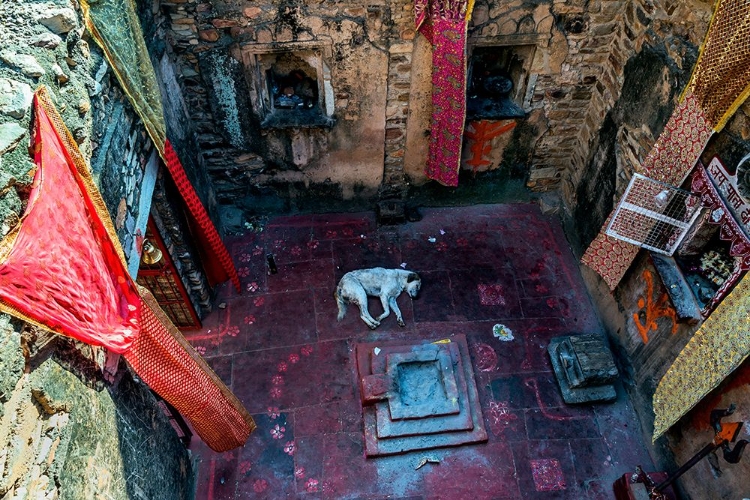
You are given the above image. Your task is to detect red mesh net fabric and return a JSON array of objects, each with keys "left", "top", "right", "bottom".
[
  {"left": 163, "top": 141, "right": 240, "bottom": 292},
  {"left": 0, "top": 91, "right": 140, "bottom": 353},
  {"left": 124, "top": 288, "right": 255, "bottom": 452}
]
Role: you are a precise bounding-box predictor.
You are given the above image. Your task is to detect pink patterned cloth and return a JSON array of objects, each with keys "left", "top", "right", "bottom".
[
  {"left": 581, "top": 93, "right": 713, "bottom": 289},
  {"left": 417, "top": 1, "right": 472, "bottom": 187}
]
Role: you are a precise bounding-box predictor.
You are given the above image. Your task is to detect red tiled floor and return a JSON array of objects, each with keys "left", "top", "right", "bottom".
[{"left": 186, "top": 204, "right": 655, "bottom": 499}]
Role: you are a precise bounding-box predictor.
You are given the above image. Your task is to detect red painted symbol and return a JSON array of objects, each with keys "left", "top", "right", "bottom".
[
  {"left": 472, "top": 343, "right": 498, "bottom": 372},
  {"left": 524, "top": 377, "right": 586, "bottom": 421},
  {"left": 488, "top": 400, "right": 518, "bottom": 436},
  {"left": 530, "top": 459, "right": 566, "bottom": 491},
  {"left": 464, "top": 120, "right": 517, "bottom": 173},
  {"left": 633, "top": 269, "right": 677, "bottom": 344},
  {"left": 477, "top": 284, "right": 506, "bottom": 306}
]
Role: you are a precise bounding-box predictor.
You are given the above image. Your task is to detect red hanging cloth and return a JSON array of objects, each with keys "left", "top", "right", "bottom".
[
  {"left": 125, "top": 287, "right": 255, "bottom": 452},
  {"left": 0, "top": 90, "right": 140, "bottom": 353},
  {"left": 417, "top": 0, "right": 473, "bottom": 187},
  {"left": 163, "top": 141, "right": 240, "bottom": 291}
]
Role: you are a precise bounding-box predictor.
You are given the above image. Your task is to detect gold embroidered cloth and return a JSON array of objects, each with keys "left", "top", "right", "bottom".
[
  {"left": 79, "top": 0, "right": 165, "bottom": 148},
  {"left": 652, "top": 274, "right": 750, "bottom": 439},
  {"left": 581, "top": 94, "right": 713, "bottom": 289},
  {"left": 684, "top": 0, "right": 750, "bottom": 131},
  {"left": 80, "top": 0, "right": 240, "bottom": 291},
  {"left": 0, "top": 88, "right": 140, "bottom": 353},
  {"left": 3, "top": 88, "right": 254, "bottom": 451}
]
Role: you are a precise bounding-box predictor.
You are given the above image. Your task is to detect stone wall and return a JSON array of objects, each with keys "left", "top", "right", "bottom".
[
  {"left": 567, "top": 0, "right": 712, "bottom": 251},
  {"left": 584, "top": 246, "right": 750, "bottom": 498},
  {"left": 566, "top": 1, "right": 750, "bottom": 496},
  {"left": 577, "top": 94, "right": 750, "bottom": 500},
  {"left": 0, "top": 1, "right": 193, "bottom": 498},
  {"left": 3, "top": 327, "right": 193, "bottom": 500},
  {"left": 139, "top": 2, "right": 215, "bottom": 314},
  {"left": 151, "top": 0, "right": 716, "bottom": 225},
  {"left": 159, "top": 0, "right": 399, "bottom": 223}
]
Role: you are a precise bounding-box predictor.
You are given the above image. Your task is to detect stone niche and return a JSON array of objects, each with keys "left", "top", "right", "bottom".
[
  {"left": 466, "top": 44, "right": 535, "bottom": 120},
  {"left": 460, "top": 43, "right": 536, "bottom": 174},
  {"left": 235, "top": 41, "right": 335, "bottom": 131}
]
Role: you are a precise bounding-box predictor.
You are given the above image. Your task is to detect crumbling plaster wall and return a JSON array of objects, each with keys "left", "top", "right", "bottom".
[
  {"left": 160, "top": 0, "right": 404, "bottom": 221},
  {"left": 583, "top": 242, "right": 750, "bottom": 499},
  {"left": 157, "top": 0, "right": 718, "bottom": 225},
  {"left": 0, "top": 1, "right": 193, "bottom": 498},
  {"left": 404, "top": 0, "right": 563, "bottom": 187},
  {"left": 139, "top": 1, "right": 216, "bottom": 315}
]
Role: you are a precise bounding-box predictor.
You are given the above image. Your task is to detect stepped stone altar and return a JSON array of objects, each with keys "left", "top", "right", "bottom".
[{"left": 356, "top": 334, "right": 487, "bottom": 457}]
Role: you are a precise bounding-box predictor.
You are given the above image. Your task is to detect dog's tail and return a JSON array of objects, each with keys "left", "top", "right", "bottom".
[{"left": 335, "top": 287, "right": 347, "bottom": 321}]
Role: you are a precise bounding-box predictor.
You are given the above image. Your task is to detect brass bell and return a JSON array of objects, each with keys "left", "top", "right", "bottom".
[{"left": 141, "top": 240, "right": 163, "bottom": 265}]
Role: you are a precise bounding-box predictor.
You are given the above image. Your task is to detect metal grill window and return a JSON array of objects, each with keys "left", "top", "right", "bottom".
[
  {"left": 606, "top": 173, "right": 703, "bottom": 255},
  {"left": 137, "top": 221, "right": 201, "bottom": 330}
]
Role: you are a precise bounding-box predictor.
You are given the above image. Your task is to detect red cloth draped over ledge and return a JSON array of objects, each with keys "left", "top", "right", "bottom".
[
  {"left": 0, "top": 91, "right": 141, "bottom": 352},
  {"left": 125, "top": 287, "right": 255, "bottom": 452},
  {"left": 416, "top": 0, "right": 474, "bottom": 187},
  {"left": 163, "top": 141, "right": 239, "bottom": 290},
  {"left": 0, "top": 88, "right": 254, "bottom": 451}
]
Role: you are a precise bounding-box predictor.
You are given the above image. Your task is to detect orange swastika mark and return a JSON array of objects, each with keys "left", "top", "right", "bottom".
[
  {"left": 464, "top": 120, "right": 516, "bottom": 173},
  {"left": 633, "top": 269, "right": 678, "bottom": 344}
]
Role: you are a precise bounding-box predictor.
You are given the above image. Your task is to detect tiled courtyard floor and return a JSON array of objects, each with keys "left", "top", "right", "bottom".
[{"left": 186, "top": 204, "right": 654, "bottom": 499}]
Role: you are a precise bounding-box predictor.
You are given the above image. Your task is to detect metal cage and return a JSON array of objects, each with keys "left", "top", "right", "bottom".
[{"left": 606, "top": 173, "right": 703, "bottom": 255}]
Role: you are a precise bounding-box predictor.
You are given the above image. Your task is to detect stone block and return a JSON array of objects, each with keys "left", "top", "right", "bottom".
[
  {"left": 385, "top": 125, "right": 404, "bottom": 137},
  {"left": 256, "top": 28, "right": 273, "bottom": 43},
  {"left": 356, "top": 335, "right": 487, "bottom": 456},
  {"left": 243, "top": 6, "right": 262, "bottom": 18},
  {"left": 36, "top": 8, "right": 78, "bottom": 34},
  {"left": 29, "top": 33, "right": 62, "bottom": 49},
  {"left": 51, "top": 64, "right": 69, "bottom": 84},
  {"left": 649, "top": 254, "right": 702, "bottom": 324},
  {"left": 344, "top": 7, "right": 366, "bottom": 17},
  {"left": 389, "top": 43, "right": 413, "bottom": 54},
  {"left": 198, "top": 29, "right": 219, "bottom": 42},
  {"left": 548, "top": 335, "right": 618, "bottom": 404},
  {"left": 529, "top": 166, "right": 558, "bottom": 181},
  {"left": 0, "top": 51, "right": 45, "bottom": 78},
  {"left": 0, "top": 321, "right": 23, "bottom": 411},
  {"left": 0, "top": 78, "right": 32, "bottom": 119},
  {"left": 372, "top": 347, "right": 461, "bottom": 419},
  {"left": 211, "top": 18, "right": 242, "bottom": 29},
  {"left": 400, "top": 28, "right": 416, "bottom": 40},
  {"left": 0, "top": 123, "right": 27, "bottom": 154},
  {"left": 472, "top": 4, "right": 489, "bottom": 25},
  {"left": 276, "top": 26, "right": 294, "bottom": 42},
  {"left": 376, "top": 199, "right": 406, "bottom": 225}
]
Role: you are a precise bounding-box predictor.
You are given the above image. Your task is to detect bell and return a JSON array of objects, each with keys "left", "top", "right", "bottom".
[{"left": 141, "top": 240, "right": 163, "bottom": 265}]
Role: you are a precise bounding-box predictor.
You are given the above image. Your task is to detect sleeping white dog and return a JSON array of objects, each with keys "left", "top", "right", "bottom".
[{"left": 335, "top": 268, "right": 421, "bottom": 329}]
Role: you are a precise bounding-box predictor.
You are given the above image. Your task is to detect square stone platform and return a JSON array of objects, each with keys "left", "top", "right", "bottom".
[{"left": 356, "top": 334, "right": 487, "bottom": 456}]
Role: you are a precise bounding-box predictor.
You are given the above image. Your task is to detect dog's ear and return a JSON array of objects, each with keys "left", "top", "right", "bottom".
[{"left": 407, "top": 272, "right": 420, "bottom": 283}]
